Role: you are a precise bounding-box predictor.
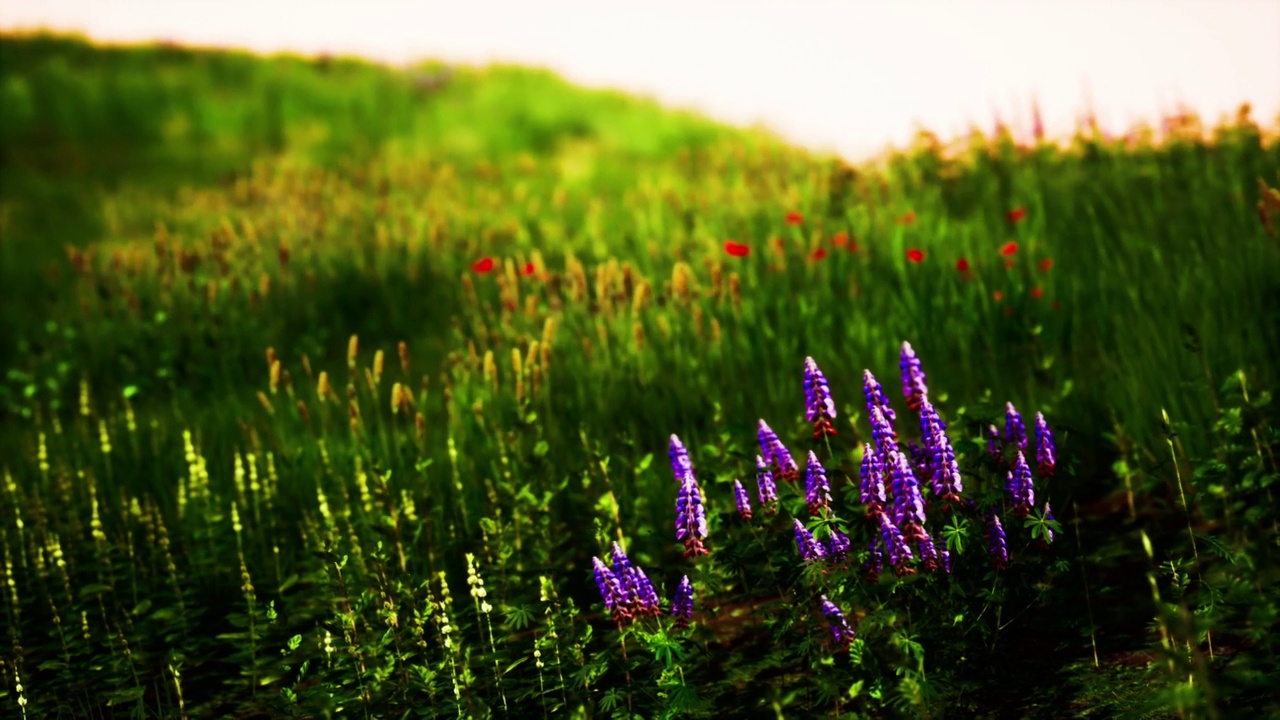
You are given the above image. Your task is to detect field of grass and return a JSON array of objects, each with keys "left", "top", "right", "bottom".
[{"left": 1, "top": 32, "right": 1279, "bottom": 718}]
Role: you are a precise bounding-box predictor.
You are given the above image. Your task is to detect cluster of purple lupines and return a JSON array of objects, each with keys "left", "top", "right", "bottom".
[
  {"left": 804, "top": 356, "right": 839, "bottom": 439},
  {"left": 988, "top": 402, "right": 1058, "bottom": 544},
  {"left": 592, "top": 544, "right": 689, "bottom": 629}
]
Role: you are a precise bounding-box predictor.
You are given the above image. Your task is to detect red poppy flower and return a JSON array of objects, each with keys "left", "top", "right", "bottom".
[
  {"left": 993, "top": 290, "right": 1004, "bottom": 302},
  {"left": 1039, "top": 258, "right": 1054, "bottom": 271},
  {"left": 898, "top": 211, "right": 917, "bottom": 226},
  {"left": 523, "top": 261, "right": 536, "bottom": 276},
  {"left": 472, "top": 257, "right": 495, "bottom": 273},
  {"left": 1007, "top": 207, "right": 1027, "bottom": 224},
  {"left": 1000, "top": 241, "right": 1019, "bottom": 256},
  {"left": 785, "top": 211, "right": 804, "bottom": 226},
  {"left": 907, "top": 249, "right": 925, "bottom": 263},
  {"left": 832, "top": 232, "right": 848, "bottom": 247},
  {"left": 724, "top": 241, "right": 750, "bottom": 257},
  {"left": 956, "top": 257, "right": 970, "bottom": 272},
  {"left": 1031, "top": 286, "right": 1044, "bottom": 299},
  {"left": 811, "top": 247, "right": 828, "bottom": 261}
]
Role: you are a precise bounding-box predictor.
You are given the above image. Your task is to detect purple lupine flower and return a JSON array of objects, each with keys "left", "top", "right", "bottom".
[
  {"left": 888, "top": 448, "right": 927, "bottom": 537},
  {"left": 919, "top": 398, "right": 963, "bottom": 504},
  {"left": 794, "top": 519, "right": 827, "bottom": 562},
  {"left": 671, "top": 575, "right": 693, "bottom": 630},
  {"left": 757, "top": 419, "right": 799, "bottom": 484},
  {"left": 900, "top": 341, "right": 928, "bottom": 412},
  {"left": 819, "top": 595, "right": 856, "bottom": 648},
  {"left": 985, "top": 511, "right": 1009, "bottom": 571},
  {"left": 916, "top": 530, "right": 940, "bottom": 572},
  {"left": 669, "top": 434, "right": 694, "bottom": 484},
  {"left": 804, "top": 451, "right": 833, "bottom": 516},
  {"left": 907, "top": 440, "right": 930, "bottom": 485},
  {"left": 863, "top": 369, "right": 897, "bottom": 427},
  {"left": 1005, "top": 402, "right": 1028, "bottom": 454},
  {"left": 877, "top": 512, "right": 916, "bottom": 576},
  {"left": 592, "top": 556, "right": 633, "bottom": 624},
  {"left": 858, "top": 443, "right": 887, "bottom": 517},
  {"left": 940, "top": 549, "right": 953, "bottom": 574},
  {"left": 864, "top": 536, "right": 884, "bottom": 582},
  {"left": 1034, "top": 412, "right": 1056, "bottom": 478},
  {"left": 804, "top": 357, "right": 838, "bottom": 439},
  {"left": 987, "top": 423, "right": 1003, "bottom": 461},
  {"left": 611, "top": 542, "right": 635, "bottom": 588},
  {"left": 868, "top": 405, "right": 896, "bottom": 460},
  {"left": 827, "top": 520, "right": 851, "bottom": 563},
  {"left": 732, "top": 479, "right": 753, "bottom": 521},
  {"left": 1007, "top": 450, "right": 1035, "bottom": 518},
  {"left": 631, "top": 566, "right": 663, "bottom": 618},
  {"left": 674, "top": 454, "right": 710, "bottom": 557},
  {"left": 755, "top": 454, "right": 778, "bottom": 512}
]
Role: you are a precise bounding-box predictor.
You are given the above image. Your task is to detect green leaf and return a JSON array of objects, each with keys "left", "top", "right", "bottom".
[
  {"left": 533, "top": 440, "right": 550, "bottom": 458},
  {"left": 635, "top": 452, "right": 653, "bottom": 473}
]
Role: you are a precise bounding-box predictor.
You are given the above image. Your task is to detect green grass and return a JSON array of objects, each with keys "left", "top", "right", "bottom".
[{"left": 0, "top": 31, "right": 1278, "bottom": 718}]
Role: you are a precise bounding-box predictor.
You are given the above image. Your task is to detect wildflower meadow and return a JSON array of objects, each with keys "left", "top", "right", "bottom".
[{"left": 1, "top": 32, "right": 1279, "bottom": 718}]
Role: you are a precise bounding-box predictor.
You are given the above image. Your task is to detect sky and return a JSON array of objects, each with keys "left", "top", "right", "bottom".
[{"left": 3, "top": 0, "right": 1278, "bottom": 161}]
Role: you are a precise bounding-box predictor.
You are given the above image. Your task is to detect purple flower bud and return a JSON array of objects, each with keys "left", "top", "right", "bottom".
[
  {"left": 1007, "top": 450, "right": 1035, "bottom": 518},
  {"left": 877, "top": 512, "right": 915, "bottom": 576},
  {"left": 1005, "top": 402, "right": 1028, "bottom": 454},
  {"left": 864, "top": 535, "right": 884, "bottom": 582},
  {"left": 987, "top": 423, "right": 1003, "bottom": 461},
  {"left": 916, "top": 530, "right": 940, "bottom": 572},
  {"left": 632, "top": 566, "right": 662, "bottom": 617},
  {"left": 868, "top": 405, "right": 896, "bottom": 460},
  {"left": 1034, "top": 412, "right": 1056, "bottom": 478},
  {"left": 819, "top": 595, "right": 856, "bottom": 648},
  {"left": 863, "top": 369, "right": 897, "bottom": 427},
  {"left": 1039, "top": 501, "right": 1056, "bottom": 547},
  {"left": 671, "top": 575, "right": 694, "bottom": 630},
  {"left": 611, "top": 543, "right": 660, "bottom": 618},
  {"left": 985, "top": 511, "right": 1009, "bottom": 571},
  {"left": 673, "top": 448, "right": 710, "bottom": 557},
  {"left": 858, "top": 443, "right": 887, "bottom": 517},
  {"left": 757, "top": 419, "right": 799, "bottom": 484},
  {"left": 592, "top": 556, "right": 633, "bottom": 624},
  {"left": 755, "top": 454, "right": 778, "bottom": 511},
  {"left": 919, "top": 398, "right": 963, "bottom": 503},
  {"left": 805, "top": 451, "right": 833, "bottom": 516},
  {"left": 940, "top": 549, "right": 953, "bottom": 574},
  {"left": 900, "top": 341, "right": 928, "bottom": 412},
  {"left": 827, "top": 522, "right": 851, "bottom": 563},
  {"left": 804, "top": 357, "right": 838, "bottom": 439},
  {"left": 732, "top": 479, "right": 753, "bottom": 520},
  {"left": 794, "top": 519, "right": 827, "bottom": 562},
  {"left": 669, "top": 434, "right": 694, "bottom": 485}
]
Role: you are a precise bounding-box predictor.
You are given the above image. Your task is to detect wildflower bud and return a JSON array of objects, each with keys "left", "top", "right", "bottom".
[
  {"left": 827, "top": 522, "right": 851, "bottom": 564},
  {"left": 1007, "top": 451, "right": 1035, "bottom": 518},
  {"left": 671, "top": 575, "right": 694, "bottom": 630},
  {"left": 859, "top": 443, "right": 888, "bottom": 518},
  {"left": 804, "top": 451, "right": 832, "bottom": 516},
  {"left": 987, "top": 423, "right": 1003, "bottom": 461},
  {"left": 591, "top": 556, "right": 633, "bottom": 626},
  {"left": 1034, "top": 412, "right": 1056, "bottom": 478},
  {"left": 794, "top": 519, "right": 827, "bottom": 562},
  {"left": 819, "top": 595, "right": 855, "bottom": 648},
  {"left": 732, "top": 479, "right": 753, "bottom": 520},
  {"left": 804, "top": 357, "right": 838, "bottom": 438},
  {"left": 863, "top": 369, "right": 897, "bottom": 427},
  {"left": 899, "top": 341, "right": 928, "bottom": 412},
  {"left": 863, "top": 536, "right": 884, "bottom": 582},
  {"left": 1005, "top": 402, "right": 1028, "bottom": 454},
  {"left": 755, "top": 455, "right": 778, "bottom": 513},
  {"left": 985, "top": 511, "right": 1009, "bottom": 571}
]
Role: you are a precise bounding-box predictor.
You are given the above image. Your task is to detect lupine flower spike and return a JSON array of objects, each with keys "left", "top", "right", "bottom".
[
  {"left": 794, "top": 519, "right": 827, "bottom": 562},
  {"left": 864, "top": 536, "right": 884, "bottom": 582},
  {"left": 919, "top": 398, "right": 963, "bottom": 505},
  {"left": 900, "top": 341, "right": 928, "bottom": 412},
  {"left": 827, "top": 518, "right": 852, "bottom": 563},
  {"left": 819, "top": 595, "right": 856, "bottom": 649},
  {"left": 863, "top": 369, "right": 897, "bottom": 428},
  {"left": 671, "top": 575, "right": 694, "bottom": 630},
  {"left": 878, "top": 512, "right": 916, "bottom": 576},
  {"left": 1007, "top": 450, "right": 1035, "bottom": 518},
  {"left": 804, "top": 451, "right": 832, "bottom": 516},
  {"left": 803, "top": 357, "right": 838, "bottom": 438},
  {"left": 858, "top": 443, "right": 887, "bottom": 518},
  {"left": 671, "top": 434, "right": 710, "bottom": 557},
  {"left": 916, "top": 531, "right": 941, "bottom": 572},
  {"left": 592, "top": 556, "right": 633, "bottom": 625},
  {"left": 985, "top": 511, "right": 1009, "bottom": 571},
  {"left": 755, "top": 454, "right": 778, "bottom": 513},
  {"left": 987, "top": 423, "right": 1004, "bottom": 462},
  {"left": 732, "top": 479, "right": 753, "bottom": 521},
  {"left": 758, "top": 419, "right": 800, "bottom": 484},
  {"left": 1034, "top": 412, "right": 1056, "bottom": 478},
  {"left": 1037, "top": 501, "right": 1056, "bottom": 549},
  {"left": 612, "top": 543, "right": 661, "bottom": 618},
  {"left": 888, "top": 449, "right": 927, "bottom": 541},
  {"left": 1005, "top": 402, "right": 1028, "bottom": 454},
  {"left": 940, "top": 549, "right": 953, "bottom": 574}
]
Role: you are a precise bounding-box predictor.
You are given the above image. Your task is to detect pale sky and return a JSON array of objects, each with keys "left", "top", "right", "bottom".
[{"left": 3, "top": 0, "right": 1278, "bottom": 161}]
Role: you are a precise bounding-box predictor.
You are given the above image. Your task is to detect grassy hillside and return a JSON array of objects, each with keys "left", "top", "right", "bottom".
[{"left": 1, "top": 31, "right": 1278, "bottom": 718}]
